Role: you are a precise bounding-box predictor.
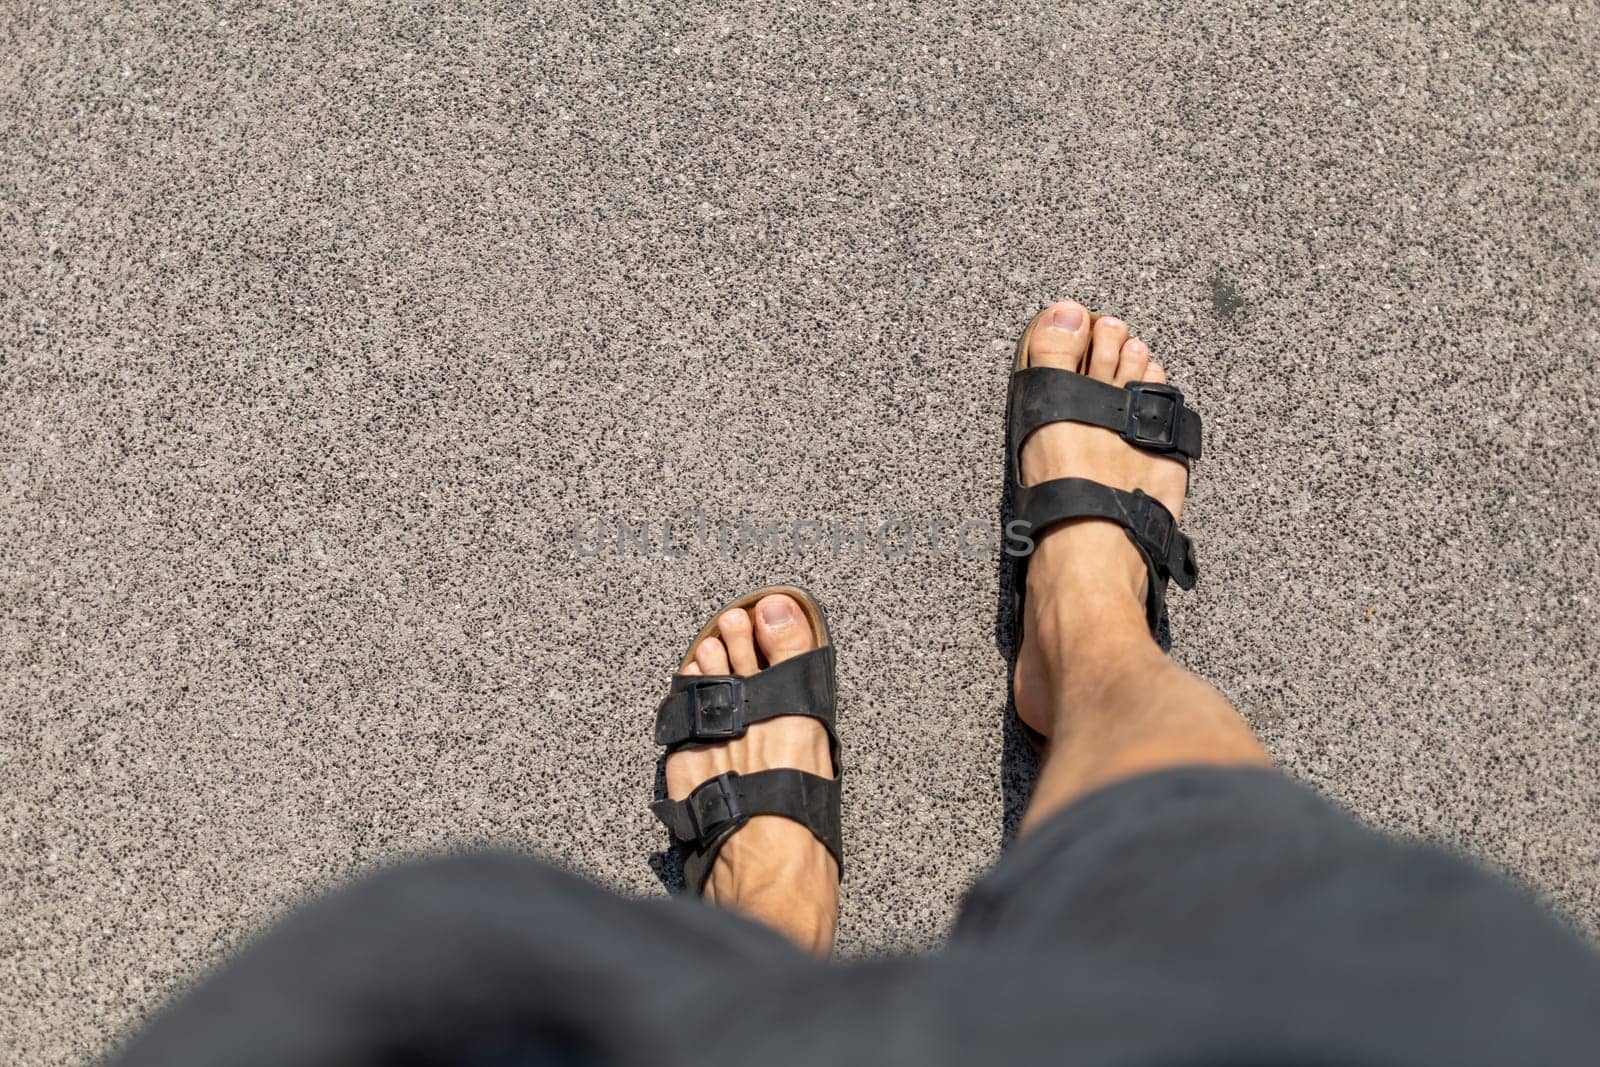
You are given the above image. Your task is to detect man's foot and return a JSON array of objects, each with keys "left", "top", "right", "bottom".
[
  {"left": 1012, "top": 300, "right": 1190, "bottom": 743},
  {"left": 666, "top": 593, "right": 839, "bottom": 954}
]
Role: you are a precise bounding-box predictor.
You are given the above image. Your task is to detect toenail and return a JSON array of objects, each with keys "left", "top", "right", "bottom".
[
  {"left": 1128, "top": 339, "right": 1148, "bottom": 355},
  {"left": 1099, "top": 316, "right": 1124, "bottom": 330},
  {"left": 1051, "top": 304, "right": 1085, "bottom": 331},
  {"left": 758, "top": 599, "right": 796, "bottom": 628}
]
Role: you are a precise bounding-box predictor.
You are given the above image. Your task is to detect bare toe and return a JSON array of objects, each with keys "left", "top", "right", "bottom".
[
  {"left": 694, "top": 636, "right": 730, "bottom": 675},
  {"left": 753, "top": 594, "right": 815, "bottom": 665},
  {"left": 1114, "top": 338, "right": 1150, "bottom": 386},
  {"left": 1087, "top": 316, "right": 1129, "bottom": 381},
  {"left": 1027, "top": 300, "right": 1092, "bottom": 371}
]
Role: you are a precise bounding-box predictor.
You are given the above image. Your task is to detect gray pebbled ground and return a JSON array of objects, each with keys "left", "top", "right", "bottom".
[{"left": 4, "top": 1, "right": 1599, "bottom": 1062}]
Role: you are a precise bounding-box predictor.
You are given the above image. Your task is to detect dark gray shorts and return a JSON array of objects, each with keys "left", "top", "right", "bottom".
[{"left": 115, "top": 767, "right": 1600, "bottom": 1066}]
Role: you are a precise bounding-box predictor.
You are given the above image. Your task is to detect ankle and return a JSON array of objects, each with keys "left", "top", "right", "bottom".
[
  {"left": 1022, "top": 578, "right": 1165, "bottom": 726},
  {"left": 1025, "top": 521, "right": 1149, "bottom": 614},
  {"left": 705, "top": 820, "right": 839, "bottom": 954},
  {"left": 1026, "top": 551, "right": 1153, "bottom": 652},
  {"left": 1030, "top": 580, "right": 1148, "bottom": 645},
  {"left": 707, "top": 870, "right": 836, "bottom": 954}
]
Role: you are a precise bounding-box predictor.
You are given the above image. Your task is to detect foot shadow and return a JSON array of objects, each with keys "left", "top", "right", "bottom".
[
  {"left": 648, "top": 755, "right": 685, "bottom": 892},
  {"left": 995, "top": 395, "right": 1041, "bottom": 847},
  {"left": 999, "top": 700, "right": 1042, "bottom": 847}
]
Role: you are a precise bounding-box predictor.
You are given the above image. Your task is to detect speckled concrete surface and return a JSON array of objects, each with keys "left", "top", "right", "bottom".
[{"left": 4, "top": 1, "right": 1599, "bottom": 1062}]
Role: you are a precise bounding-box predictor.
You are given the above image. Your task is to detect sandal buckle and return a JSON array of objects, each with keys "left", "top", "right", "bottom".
[
  {"left": 685, "top": 677, "right": 746, "bottom": 741},
  {"left": 1130, "top": 490, "right": 1175, "bottom": 568},
  {"left": 1123, "top": 383, "right": 1184, "bottom": 452},
  {"left": 688, "top": 772, "right": 745, "bottom": 839}
]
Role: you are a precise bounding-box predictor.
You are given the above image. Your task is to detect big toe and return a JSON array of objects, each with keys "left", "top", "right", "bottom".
[
  {"left": 1027, "top": 300, "right": 1092, "bottom": 372},
  {"left": 753, "top": 594, "right": 815, "bottom": 665}
]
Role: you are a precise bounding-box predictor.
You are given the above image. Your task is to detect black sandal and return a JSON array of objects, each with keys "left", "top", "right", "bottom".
[
  {"left": 651, "top": 585, "right": 842, "bottom": 893},
  {"left": 1004, "top": 308, "right": 1203, "bottom": 751}
]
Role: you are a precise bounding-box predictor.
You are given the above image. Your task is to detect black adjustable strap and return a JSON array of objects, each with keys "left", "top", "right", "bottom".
[
  {"left": 654, "top": 646, "right": 838, "bottom": 770},
  {"left": 651, "top": 769, "right": 843, "bottom": 893},
  {"left": 1015, "top": 477, "right": 1197, "bottom": 630},
  {"left": 1016, "top": 477, "right": 1197, "bottom": 589},
  {"left": 1010, "top": 369, "right": 1202, "bottom": 463}
]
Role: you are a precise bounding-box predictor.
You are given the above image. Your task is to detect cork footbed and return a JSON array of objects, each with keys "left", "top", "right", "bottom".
[{"left": 674, "top": 585, "right": 831, "bottom": 673}]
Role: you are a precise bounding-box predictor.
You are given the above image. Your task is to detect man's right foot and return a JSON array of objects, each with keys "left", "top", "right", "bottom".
[{"left": 1012, "top": 300, "right": 1191, "bottom": 742}]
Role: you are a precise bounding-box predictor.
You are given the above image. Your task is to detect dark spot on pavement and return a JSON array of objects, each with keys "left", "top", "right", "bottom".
[{"left": 1210, "top": 272, "right": 1245, "bottom": 322}]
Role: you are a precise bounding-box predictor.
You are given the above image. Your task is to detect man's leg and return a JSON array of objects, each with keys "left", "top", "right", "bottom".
[
  {"left": 112, "top": 851, "right": 812, "bottom": 1067},
  {"left": 114, "top": 592, "right": 842, "bottom": 1065},
  {"left": 936, "top": 299, "right": 1600, "bottom": 1065},
  {"left": 114, "top": 591, "right": 843, "bottom": 1065},
  {"left": 1016, "top": 529, "right": 1272, "bottom": 828}
]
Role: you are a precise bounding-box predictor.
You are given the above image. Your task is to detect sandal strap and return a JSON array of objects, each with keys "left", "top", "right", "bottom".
[
  {"left": 1010, "top": 369, "right": 1202, "bottom": 463},
  {"left": 650, "top": 769, "right": 842, "bottom": 893},
  {"left": 1015, "top": 476, "right": 1198, "bottom": 630},
  {"left": 654, "top": 646, "right": 838, "bottom": 770}
]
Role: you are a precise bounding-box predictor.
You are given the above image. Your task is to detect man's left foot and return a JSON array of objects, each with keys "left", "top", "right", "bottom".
[{"left": 667, "top": 593, "right": 839, "bottom": 954}]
